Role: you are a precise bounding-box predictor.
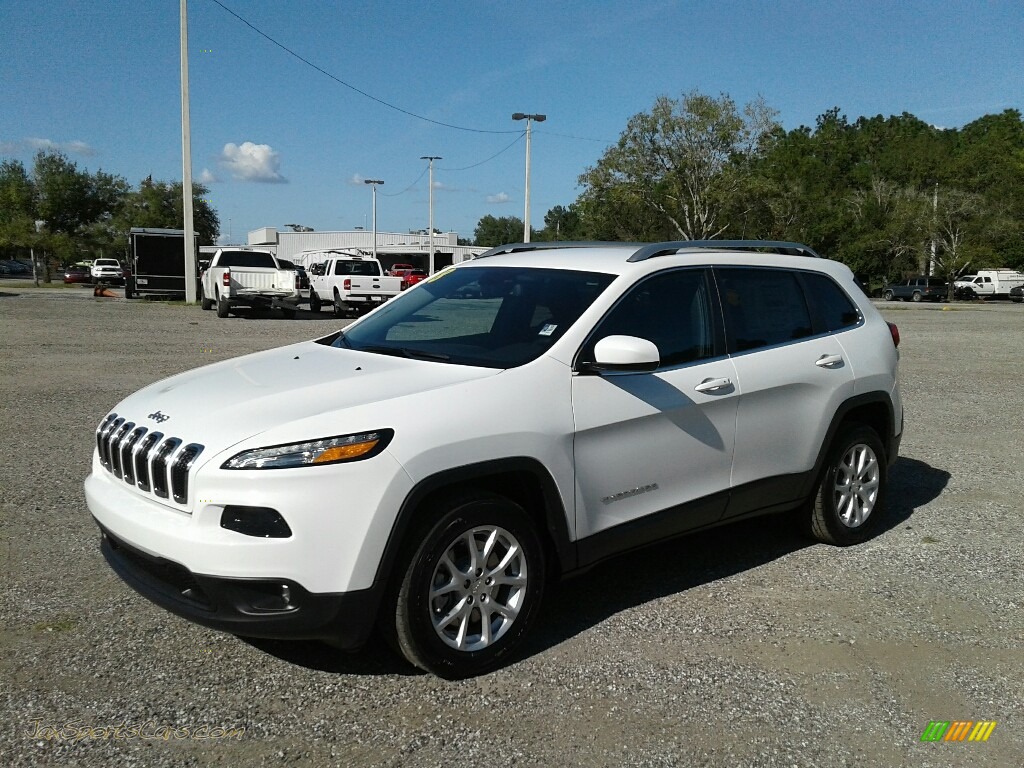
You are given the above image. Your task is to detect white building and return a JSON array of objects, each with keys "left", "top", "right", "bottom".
[{"left": 243, "top": 227, "right": 486, "bottom": 272}]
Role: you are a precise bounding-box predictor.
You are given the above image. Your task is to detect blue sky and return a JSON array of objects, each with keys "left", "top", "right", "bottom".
[{"left": 2, "top": 0, "right": 1022, "bottom": 243}]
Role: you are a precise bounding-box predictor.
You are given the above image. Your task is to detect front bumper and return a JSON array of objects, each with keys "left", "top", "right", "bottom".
[{"left": 98, "top": 523, "right": 377, "bottom": 648}]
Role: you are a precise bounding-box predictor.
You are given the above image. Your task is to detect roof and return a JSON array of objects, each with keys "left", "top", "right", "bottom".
[{"left": 464, "top": 240, "right": 833, "bottom": 277}]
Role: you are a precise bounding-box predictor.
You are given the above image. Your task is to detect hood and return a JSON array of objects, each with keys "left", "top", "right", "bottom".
[{"left": 108, "top": 340, "right": 500, "bottom": 451}]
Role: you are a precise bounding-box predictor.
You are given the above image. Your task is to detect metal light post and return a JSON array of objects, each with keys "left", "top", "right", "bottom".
[
  {"left": 512, "top": 113, "right": 546, "bottom": 242},
  {"left": 180, "top": 0, "right": 197, "bottom": 302},
  {"left": 31, "top": 220, "right": 44, "bottom": 288},
  {"left": 420, "top": 156, "right": 441, "bottom": 273},
  {"left": 364, "top": 179, "right": 384, "bottom": 259}
]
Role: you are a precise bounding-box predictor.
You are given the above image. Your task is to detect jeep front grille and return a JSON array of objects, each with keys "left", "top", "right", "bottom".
[{"left": 95, "top": 413, "right": 203, "bottom": 508}]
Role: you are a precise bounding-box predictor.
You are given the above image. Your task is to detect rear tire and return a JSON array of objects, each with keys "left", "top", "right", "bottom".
[
  {"left": 882, "top": 290, "right": 894, "bottom": 301},
  {"left": 216, "top": 290, "right": 230, "bottom": 318},
  {"left": 911, "top": 291, "right": 922, "bottom": 302},
  {"left": 333, "top": 289, "right": 344, "bottom": 318},
  {"left": 807, "top": 423, "right": 887, "bottom": 546},
  {"left": 384, "top": 492, "right": 546, "bottom": 679},
  {"left": 309, "top": 291, "right": 321, "bottom": 313},
  {"left": 124, "top": 279, "right": 134, "bottom": 300}
]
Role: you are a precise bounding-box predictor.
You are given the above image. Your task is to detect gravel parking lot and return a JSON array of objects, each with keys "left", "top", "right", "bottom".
[{"left": 1, "top": 287, "right": 1022, "bottom": 767}]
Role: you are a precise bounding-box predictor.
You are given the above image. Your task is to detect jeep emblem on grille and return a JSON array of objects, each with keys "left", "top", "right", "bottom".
[{"left": 147, "top": 411, "right": 171, "bottom": 423}]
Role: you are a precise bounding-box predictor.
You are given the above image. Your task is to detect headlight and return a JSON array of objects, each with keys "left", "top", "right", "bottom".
[{"left": 222, "top": 430, "right": 393, "bottom": 470}]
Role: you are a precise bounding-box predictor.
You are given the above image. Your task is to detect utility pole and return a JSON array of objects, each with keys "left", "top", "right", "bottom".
[
  {"left": 420, "top": 156, "right": 441, "bottom": 273},
  {"left": 364, "top": 179, "right": 384, "bottom": 259},
  {"left": 512, "top": 113, "right": 546, "bottom": 242},
  {"left": 930, "top": 181, "right": 938, "bottom": 275},
  {"left": 180, "top": 0, "right": 197, "bottom": 302}
]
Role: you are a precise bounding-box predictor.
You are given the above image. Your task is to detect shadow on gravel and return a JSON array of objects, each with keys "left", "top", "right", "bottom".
[
  {"left": 238, "top": 457, "right": 949, "bottom": 676},
  {"left": 240, "top": 636, "right": 419, "bottom": 676},
  {"left": 877, "top": 456, "right": 950, "bottom": 534},
  {"left": 519, "top": 455, "right": 950, "bottom": 663}
]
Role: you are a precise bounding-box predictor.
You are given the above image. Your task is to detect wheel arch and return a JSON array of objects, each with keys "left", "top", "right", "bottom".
[
  {"left": 802, "top": 393, "right": 896, "bottom": 499},
  {"left": 374, "top": 458, "right": 576, "bottom": 595}
]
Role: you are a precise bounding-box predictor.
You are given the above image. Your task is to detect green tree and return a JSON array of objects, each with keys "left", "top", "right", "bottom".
[
  {"left": 0, "top": 159, "right": 39, "bottom": 258},
  {"left": 473, "top": 214, "right": 530, "bottom": 247},
  {"left": 578, "top": 91, "right": 780, "bottom": 241},
  {"left": 111, "top": 177, "right": 220, "bottom": 250},
  {"left": 534, "top": 204, "right": 585, "bottom": 242}
]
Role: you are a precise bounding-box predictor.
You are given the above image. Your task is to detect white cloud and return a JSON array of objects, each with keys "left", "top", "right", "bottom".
[
  {"left": 432, "top": 180, "right": 456, "bottom": 192},
  {"left": 487, "top": 192, "right": 511, "bottom": 204},
  {"left": 218, "top": 141, "right": 286, "bottom": 183},
  {"left": 198, "top": 168, "right": 219, "bottom": 184},
  {"left": 2, "top": 137, "right": 96, "bottom": 156},
  {"left": 348, "top": 173, "right": 366, "bottom": 186}
]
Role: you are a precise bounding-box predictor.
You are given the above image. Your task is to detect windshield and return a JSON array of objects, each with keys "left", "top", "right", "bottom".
[{"left": 326, "top": 266, "right": 615, "bottom": 368}]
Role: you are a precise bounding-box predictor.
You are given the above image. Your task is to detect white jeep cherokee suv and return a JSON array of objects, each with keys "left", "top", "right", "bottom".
[{"left": 86, "top": 240, "right": 902, "bottom": 678}]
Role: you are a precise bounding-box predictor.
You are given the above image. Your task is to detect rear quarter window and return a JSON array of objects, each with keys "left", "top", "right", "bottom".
[{"left": 800, "top": 272, "right": 861, "bottom": 332}]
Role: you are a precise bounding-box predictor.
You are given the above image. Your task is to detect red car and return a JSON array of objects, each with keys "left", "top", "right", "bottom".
[
  {"left": 63, "top": 265, "right": 92, "bottom": 284},
  {"left": 389, "top": 263, "right": 415, "bottom": 277},
  {"left": 402, "top": 269, "right": 428, "bottom": 289}
]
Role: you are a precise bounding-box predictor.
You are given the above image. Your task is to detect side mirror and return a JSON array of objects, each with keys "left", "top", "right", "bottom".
[{"left": 588, "top": 335, "right": 660, "bottom": 373}]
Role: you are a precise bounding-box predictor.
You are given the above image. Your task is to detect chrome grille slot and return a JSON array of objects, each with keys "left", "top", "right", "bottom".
[
  {"left": 103, "top": 418, "right": 126, "bottom": 475},
  {"left": 96, "top": 413, "right": 118, "bottom": 468},
  {"left": 120, "top": 427, "right": 147, "bottom": 485},
  {"left": 151, "top": 438, "right": 182, "bottom": 499},
  {"left": 171, "top": 444, "right": 204, "bottom": 504},
  {"left": 109, "top": 421, "right": 134, "bottom": 479},
  {"left": 134, "top": 432, "right": 163, "bottom": 492}
]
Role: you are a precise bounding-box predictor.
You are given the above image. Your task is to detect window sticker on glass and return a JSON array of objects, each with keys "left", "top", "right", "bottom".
[{"left": 539, "top": 323, "right": 558, "bottom": 337}]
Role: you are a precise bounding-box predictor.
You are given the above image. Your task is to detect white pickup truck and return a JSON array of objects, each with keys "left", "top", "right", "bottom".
[
  {"left": 200, "top": 249, "right": 302, "bottom": 319},
  {"left": 954, "top": 269, "right": 1024, "bottom": 298},
  {"left": 307, "top": 255, "right": 403, "bottom": 316}
]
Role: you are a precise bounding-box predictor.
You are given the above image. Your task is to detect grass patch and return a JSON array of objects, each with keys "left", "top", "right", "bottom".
[{"left": 33, "top": 618, "right": 78, "bottom": 633}]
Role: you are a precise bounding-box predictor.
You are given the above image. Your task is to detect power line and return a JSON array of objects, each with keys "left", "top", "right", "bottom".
[
  {"left": 208, "top": 0, "right": 521, "bottom": 135},
  {"left": 380, "top": 166, "right": 428, "bottom": 197},
  {"left": 537, "top": 129, "right": 615, "bottom": 144},
  {"left": 440, "top": 132, "right": 526, "bottom": 171}
]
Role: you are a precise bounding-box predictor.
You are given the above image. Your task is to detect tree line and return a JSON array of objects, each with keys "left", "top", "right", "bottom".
[
  {"left": 0, "top": 151, "right": 218, "bottom": 280},
  {"left": 476, "top": 92, "right": 1024, "bottom": 289}
]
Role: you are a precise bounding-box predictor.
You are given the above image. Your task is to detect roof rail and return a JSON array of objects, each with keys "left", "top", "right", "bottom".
[
  {"left": 475, "top": 241, "right": 635, "bottom": 259},
  {"left": 627, "top": 240, "right": 822, "bottom": 262}
]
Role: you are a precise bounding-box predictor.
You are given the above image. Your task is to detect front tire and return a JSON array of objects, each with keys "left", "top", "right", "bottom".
[
  {"left": 386, "top": 492, "right": 546, "bottom": 679},
  {"left": 807, "top": 424, "right": 887, "bottom": 546},
  {"left": 309, "top": 290, "right": 321, "bottom": 313},
  {"left": 882, "top": 290, "right": 894, "bottom": 301}
]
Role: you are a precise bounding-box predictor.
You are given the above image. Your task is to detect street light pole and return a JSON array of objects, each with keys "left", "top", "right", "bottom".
[
  {"left": 420, "top": 156, "right": 441, "bottom": 273},
  {"left": 180, "top": 0, "right": 197, "bottom": 303},
  {"left": 364, "top": 179, "right": 384, "bottom": 259},
  {"left": 512, "top": 112, "right": 546, "bottom": 243}
]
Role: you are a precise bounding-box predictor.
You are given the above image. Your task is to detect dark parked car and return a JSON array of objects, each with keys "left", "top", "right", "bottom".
[
  {"left": 882, "top": 276, "right": 947, "bottom": 302},
  {"left": 1010, "top": 285, "right": 1023, "bottom": 303},
  {"left": 63, "top": 265, "right": 92, "bottom": 284}
]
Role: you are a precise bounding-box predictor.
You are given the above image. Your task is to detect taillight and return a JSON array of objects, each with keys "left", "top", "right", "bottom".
[
  {"left": 222, "top": 269, "right": 230, "bottom": 287},
  {"left": 343, "top": 278, "right": 351, "bottom": 291},
  {"left": 887, "top": 322, "right": 900, "bottom": 348}
]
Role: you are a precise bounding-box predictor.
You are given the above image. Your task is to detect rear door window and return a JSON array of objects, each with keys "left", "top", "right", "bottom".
[{"left": 715, "top": 268, "right": 813, "bottom": 353}]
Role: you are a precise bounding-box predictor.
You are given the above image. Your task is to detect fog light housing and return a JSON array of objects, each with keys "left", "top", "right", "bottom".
[{"left": 220, "top": 506, "right": 293, "bottom": 538}]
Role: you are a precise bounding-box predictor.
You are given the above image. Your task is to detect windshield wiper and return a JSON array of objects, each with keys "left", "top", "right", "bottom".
[{"left": 355, "top": 345, "right": 450, "bottom": 362}]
